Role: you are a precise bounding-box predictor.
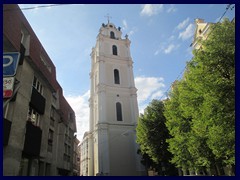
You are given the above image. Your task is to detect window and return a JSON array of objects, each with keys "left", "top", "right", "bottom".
[
  {"left": 63, "top": 125, "right": 72, "bottom": 162},
  {"left": 65, "top": 125, "right": 69, "bottom": 136},
  {"left": 114, "top": 69, "right": 120, "bottom": 84},
  {"left": 64, "top": 143, "right": 68, "bottom": 154},
  {"left": 50, "top": 118, "right": 55, "bottom": 127},
  {"left": 32, "top": 76, "right": 43, "bottom": 94},
  {"left": 52, "top": 92, "right": 57, "bottom": 106},
  {"left": 27, "top": 107, "right": 40, "bottom": 126},
  {"left": 116, "top": 102, "right": 122, "bottom": 121},
  {"left": 48, "top": 129, "right": 53, "bottom": 141},
  {"left": 38, "top": 161, "right": 44, "bottom": 176},
  {"left": 45, "top": 163, "right": 51, "bottom": 176},
  {"left": 48, "top": 129, "right": 54, "bottom": 152},
  {"left": 112, "top": 45, "right": 118, "bottom": 55},
  {"left": 20, "top": 24, "right": 30, "bottom": 56},
  {"left": 50, "top": 106, "right": 55, "bottom": 127},
  {"left": 110, "top": 31, "right": 115, "bottom": 39},
  {"left": 69, "top": 112, "right": 75, "bottom": 122},
  {"left": 64, "top": 143, "right": 70, "bottom": 162},
  {"left": 50, "top": 106, "right": 56, "bottom": 119},
  {"left": 68, "top": 145, "right": 71, "bottom": 155},
  {"left": 20, "top": 31, "right": 24, "bottom": 44}
]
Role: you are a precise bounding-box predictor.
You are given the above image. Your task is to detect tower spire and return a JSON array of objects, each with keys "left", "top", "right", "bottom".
[{"left": 104, "top": 13, "right": 112, "bottom": 24}]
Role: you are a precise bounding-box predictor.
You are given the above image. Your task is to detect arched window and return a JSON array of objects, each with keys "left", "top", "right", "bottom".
[
  {"left": 112, "top": 45, "right": 118, "bottom": 55},
  {"left": 114, "top": 69, "right": 120, "bottom": 84},
  {"left": 110, "top": 31, "right": 115, "bottom": 39},
  {"left": 116, "top": 102, "right": 122, "bottom": 121}
]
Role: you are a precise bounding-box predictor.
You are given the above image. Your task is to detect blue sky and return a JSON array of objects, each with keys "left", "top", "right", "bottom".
[{"left": 18, "top": 4, "right": 235, "bottom": 140}]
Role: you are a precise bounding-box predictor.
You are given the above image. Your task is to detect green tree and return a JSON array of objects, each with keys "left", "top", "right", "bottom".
[
  {"left": 136, "top": 99, "right": 178, "bottom": 176},
  {"left": 164, "top": 81, "right": 195, "bottom": 175},
  {"left": 164, "top": 18, "right": 235, "bottom": 175},
  {"left": 189, "top": 18, "right": 235, "bottom": 174}
]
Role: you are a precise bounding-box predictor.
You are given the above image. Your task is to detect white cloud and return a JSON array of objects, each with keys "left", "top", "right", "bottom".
[
  {"left": 178, "top": 23, "right": 195, "bottom": 40},
  {"left": 135, "top": 76, "right": 165, "bottom": 103},
  {"left": 154, "top": 34, "right": 179, "bottom": 55},
  {"left": 154, "top": 42, "right": 180, "bottom": 55},
  {"left": 177, "top": 17, "right": 190, "bottom": 30},
  {"left": 154, "top": 50, "right": 160, "bottom": 56},
  {"left": 135, "top": 76, "right": 165, "bottom": 115},
  {"left": 65, "top": 90, "right": 90, "bottom": 140},
  {"left": 122, "top": 19, "right": 128, "bottom": 30},
  {"left": 151, "top": 91, "right": 164, "bottom": 99},
  {"left": 167, "top": 4, "right": 177, "bottom": 13},
  {"left": 164, "top": 44, "right": 175, "bottom": 54},
  {"left": 128, "top": 30, "right": 135, "bottom": 36},
  {"left": 140, "top": 4, "right": 164, "bottom": 16},
  {"left": 168, "top": 35, "right": 175, "bottom": 41},
  {"left": 121, "top": 22, "right": 138, "bottom": 37},
  {"left": 138, "top": 103, "right": 147, "bottom": 115}
]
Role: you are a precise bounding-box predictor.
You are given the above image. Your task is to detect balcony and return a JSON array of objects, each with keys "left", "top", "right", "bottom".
[
  {"left": 30, "top": 87, "right": 46, "bottom": 114},
  {"left": 3, "top": 118, "right": 12, "bottom": 146},
  {"left": 23, "top": 121, "right": 42, "bottom": 157}
]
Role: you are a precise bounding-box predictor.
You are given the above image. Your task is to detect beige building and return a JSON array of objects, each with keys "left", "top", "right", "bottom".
[
  {"left": 87, "top": 21, "right": 146, "bottom": 176},
  {"left": 80, "top": 132, "right": 90, "bottom": 176},
  {"left": 191, "top": 18, "right": 213, "bottom": 49},
  {"left": 73, "top": 137, "right": 80, "bottom": 176},
  {"left": 192, "top": 18, "right": 235, "bottom": 50},
  {"left": 3, "top": 4, "right": 77, "bottom": 176}
]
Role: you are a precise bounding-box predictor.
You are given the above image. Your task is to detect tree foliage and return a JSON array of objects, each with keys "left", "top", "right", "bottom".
[
  {"left": 136, "top": 100, "right": 178, "bottom": 175},
  {"left": 164, "top": 19, "right": 235, "bottom": 175}
]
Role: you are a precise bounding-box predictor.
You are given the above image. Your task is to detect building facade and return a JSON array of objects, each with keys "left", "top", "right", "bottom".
[
  {"left": 88, "top": 21, "right": 146, "bottom": 176},
  {"left": 80, "top": 132, "right": 90, "bottom": 176},
  {"left": 3, "top": 4, "right": 77, "bottom": 176},
  {"left": 191, "top": 18, "right": 213, "bottom": 49},
  {"left": 73, "top": 137, "right": 80, "bottom": 176}
]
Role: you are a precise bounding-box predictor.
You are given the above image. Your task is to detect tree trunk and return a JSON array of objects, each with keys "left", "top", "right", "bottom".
[{"left": 215, "top": 163, "right": 225, "bottom": 176}]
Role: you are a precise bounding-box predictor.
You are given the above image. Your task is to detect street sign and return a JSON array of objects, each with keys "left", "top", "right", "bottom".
[
  {"left": 3, "top": 52, "right": 20, "bottom": 77},
  {"left": 3, "top": 77, "right": 15, "bottom": 98}
]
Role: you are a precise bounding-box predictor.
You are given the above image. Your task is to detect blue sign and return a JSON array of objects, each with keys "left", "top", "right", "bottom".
[{"left": 3, "top": 52, "right": 20, "bottom": 77}]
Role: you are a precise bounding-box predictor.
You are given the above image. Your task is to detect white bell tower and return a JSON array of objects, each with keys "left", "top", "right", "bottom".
[{"left": 88, "top": 21, "right": 146, "bottom": 176}]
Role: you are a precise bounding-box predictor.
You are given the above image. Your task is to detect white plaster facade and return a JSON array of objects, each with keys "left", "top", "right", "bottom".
[
  {"left": 88, "top": 22, "right": 146, "bottom": 176},
  {"left": 80, "top": 132, "right": 89, "bottom": 176},
  {"left": 192, "top": 18, "right": 212, "bottom": 49}
]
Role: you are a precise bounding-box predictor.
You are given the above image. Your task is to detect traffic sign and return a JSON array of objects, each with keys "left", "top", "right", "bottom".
[
  {"left": 3, "top": 77, "right": 15, "bottom": 98},
  {"left": 3, "top": 52, "right": 20, "bottom": 77}
]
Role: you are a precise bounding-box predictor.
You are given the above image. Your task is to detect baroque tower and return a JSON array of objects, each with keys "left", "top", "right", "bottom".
[{"left": 88, "top": 21, "right": 146, "bottom": 176}]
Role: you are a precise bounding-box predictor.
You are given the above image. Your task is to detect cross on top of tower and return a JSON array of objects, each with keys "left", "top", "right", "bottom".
[{"left": 104, "top": 13, "right": 112, "bottom": 24}]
